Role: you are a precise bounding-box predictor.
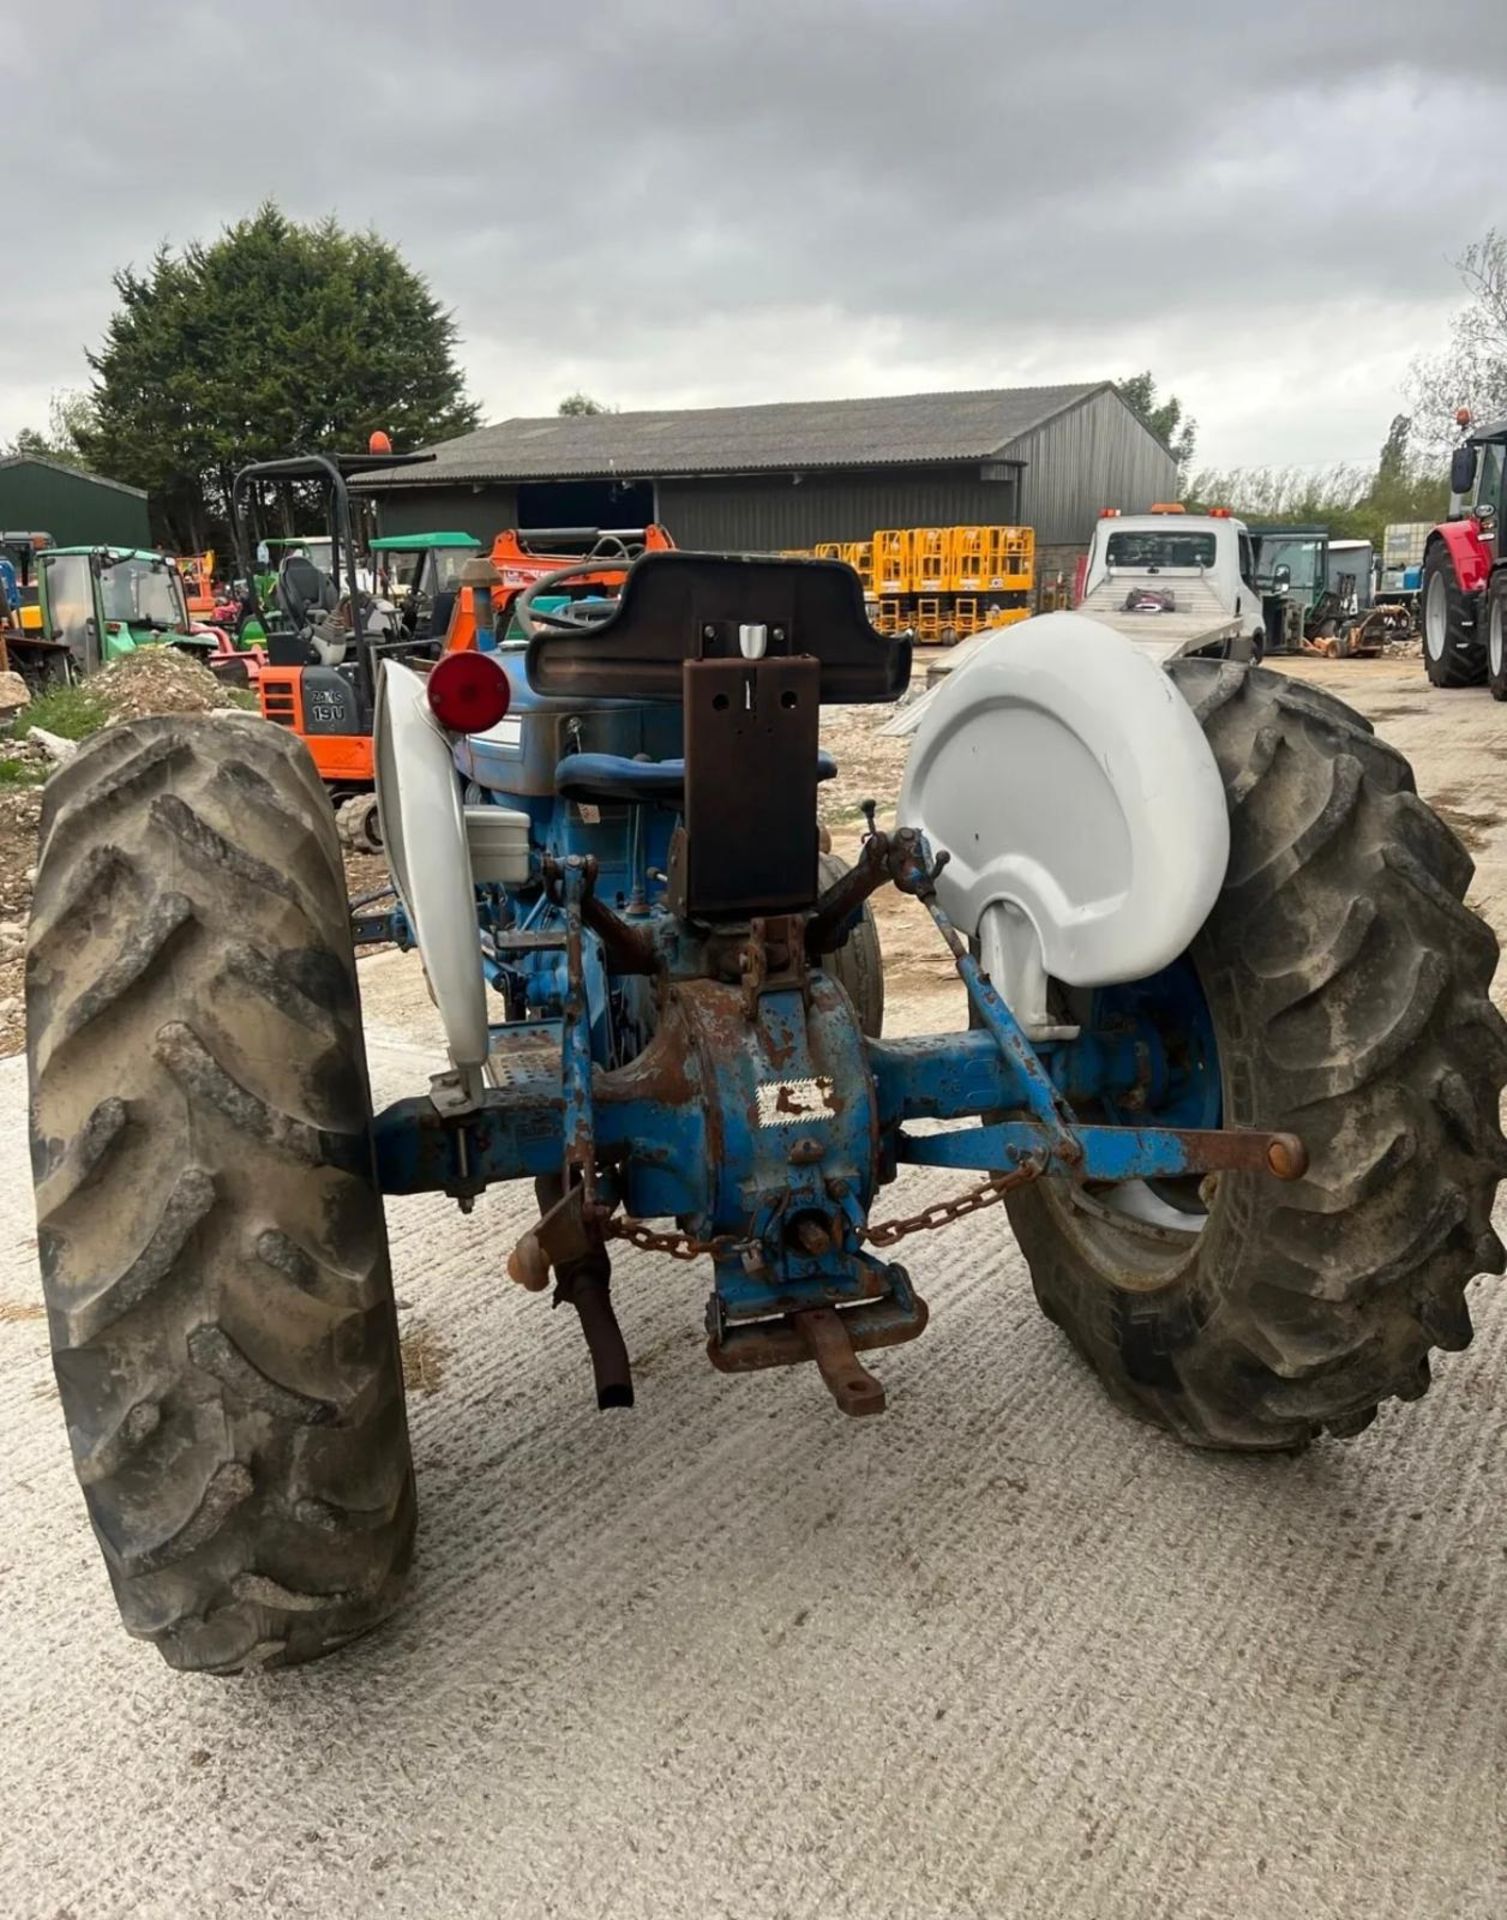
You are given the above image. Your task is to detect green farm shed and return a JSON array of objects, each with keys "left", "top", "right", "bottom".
[{"left": 0, "top": 455, "right": 150, "bottom": 548}]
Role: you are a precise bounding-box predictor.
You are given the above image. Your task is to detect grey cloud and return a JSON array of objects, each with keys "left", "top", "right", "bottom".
[{"left": 9, "top": 0, "right": 1507, "bottom": 466}]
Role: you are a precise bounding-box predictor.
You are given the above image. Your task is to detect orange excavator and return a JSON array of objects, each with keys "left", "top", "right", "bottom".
[
  {"left": 232, "top": 445, "right": 673, "bottom": 848},
  {"left": 441, "top": 524, "right": 676, "bottom": 653}
]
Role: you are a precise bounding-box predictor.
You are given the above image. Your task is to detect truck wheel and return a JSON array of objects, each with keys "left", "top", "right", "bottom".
[
  {"left": 1007, "top": 660, "right": 1507, "bottom": 1450},
  {"left": 818, "top": 850, "right": 884, "bottom": 1037},
  {"left": 1487, "top": 575, "right": 1507, "bottom": 702},
  {"left": 1422, "top": 544, "right": 1484, "bottom": 687},
  {"left": 27, "top": 714, "right": 415, "bottom": 1670}
]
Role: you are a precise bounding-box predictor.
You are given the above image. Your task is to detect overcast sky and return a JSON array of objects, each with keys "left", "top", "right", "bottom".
[{"left": 8, "top": 0, "right": 1507, "bottom": 472}]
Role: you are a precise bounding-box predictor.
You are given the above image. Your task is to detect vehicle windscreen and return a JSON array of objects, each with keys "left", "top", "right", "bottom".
[
  {"left": 1105, "top": 530, "right": 1217, "bottom": 569},
  {"left": 43, "top": 553, "right": 96, "bottom": 658},
  {"left": 377, "top": 548, "right": 465, "bottom": 594},
  {"left": 100, "top": 557, "right": 188, "bottom": 629},
  {"left": 1256, "top": 537, "right": 1325, "bottom": 593}
]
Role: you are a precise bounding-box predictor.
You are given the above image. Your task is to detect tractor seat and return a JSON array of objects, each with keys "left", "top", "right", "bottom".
[
  {"left": 555, "top": 748, "right": 837, "bottom": 806},
  {"left": 275, "top": 553, "right": 338, "bottom": 629},
  {"left": 456, "top": 736, "right": 836, "bottom": 802}
]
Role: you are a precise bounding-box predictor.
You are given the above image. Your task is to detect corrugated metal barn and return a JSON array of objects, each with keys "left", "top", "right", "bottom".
[
  {"left": 0, "top": 455, "right": 150, "bottom": 548},
  {"left": 357, "top": 384, "right": 1178, "bottom": 557}
]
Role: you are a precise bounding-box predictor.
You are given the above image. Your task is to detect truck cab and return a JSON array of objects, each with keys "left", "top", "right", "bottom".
[{"left": 1078, "top": 506, "right": 1266, "bottom": 663}]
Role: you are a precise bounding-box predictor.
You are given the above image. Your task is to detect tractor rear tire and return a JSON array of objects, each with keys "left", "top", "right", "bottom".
[
  {"left": 1007, "top": 660, "right": 1507, "bottom": 1450},
  {"left": 818, "top": 850, "right": 884, "bottom": 1038},
  {"left": 1422, "top": 543, "right": 1484, "bottom": 687},
  {"left": 1487, "top": 574, "right": 1507, "bottom": 702},
  {"left": 27, "top": 713, "right": 415, "bottom": 1670}
]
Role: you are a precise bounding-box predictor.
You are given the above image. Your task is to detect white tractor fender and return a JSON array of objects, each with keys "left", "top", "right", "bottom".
[
  {"left": 373, "top": 660, "right": 490, "bottom": 1109},
  {"left": 897, "top": 612, "right": 1230, "bottom": 1033}
]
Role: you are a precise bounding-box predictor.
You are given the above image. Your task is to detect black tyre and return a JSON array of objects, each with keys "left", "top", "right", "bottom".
[
  {"left": 1008, "top": 660, "right": 1507, "bottom": 1450},
  {"left": 27, "top": 713, "right": 415, "bottom": 1670},
  {"left": 818, "top": 850, "right": 884, "bottom": 1038},
  {"left": 336, "top": 791, "right": 383, "bottom": 854},
  {"left": 1422, "top": 542, "right": 1484, "bottom": 687},
  {"left": 1487, "top": 573, "right": 1507, "bottom": 702}
]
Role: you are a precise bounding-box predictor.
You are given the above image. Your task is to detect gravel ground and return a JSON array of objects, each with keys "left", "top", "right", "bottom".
[{"left": 2, "top": 648, "right": 1506, "bottom": 1918}]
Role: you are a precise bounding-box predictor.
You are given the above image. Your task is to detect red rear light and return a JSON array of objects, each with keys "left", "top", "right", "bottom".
[
  {"left": 1099, "top": 507, "right": 1122, "bottom": 518},
  {"left": 1208, "top": 506, "right": 1232, "bottom": 518},
  {"left": 427, "top": 651, "right": 510, "bottom": 734}
]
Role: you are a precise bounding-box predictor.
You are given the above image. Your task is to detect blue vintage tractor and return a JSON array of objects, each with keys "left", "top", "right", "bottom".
[{"left": 26, "top": 549, "right": 1507, "bottom": 1673}]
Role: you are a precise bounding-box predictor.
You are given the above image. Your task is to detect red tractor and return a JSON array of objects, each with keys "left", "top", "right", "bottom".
[{"left": 1422, "top": 408, "right": 1504, "bottom": 689}]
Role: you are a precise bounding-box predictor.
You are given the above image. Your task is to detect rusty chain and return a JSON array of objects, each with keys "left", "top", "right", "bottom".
[
  {"left": 604, "top": 1156, "right": 1045, "bottom": 1261},
  {"left": 604, "top": 1217, "right": 752, "bottom": 1263},
  {"left": 860, "top": 1158, "right": 1043, "bottom": 1246}
]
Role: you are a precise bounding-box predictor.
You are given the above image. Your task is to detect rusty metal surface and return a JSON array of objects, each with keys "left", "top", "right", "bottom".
[
  {"left": 684, "top": 655, "right": 820, "bottom": 916},
  {"left": 707, "top": 1272, "right": 929, "bottom": 1375},
  {"left": 863, "top": 1153, "right": 1046, "bottom": 1247},
  {"left": 579, "top": 890, "right": 660, "bottom": 976},
  {"left": 899, "top": 1120, "right": 1309, "bottom": 1184},
  {"left": 530, "top": 1172, "right": 634, "bottom": 1409},
  {"left": 794, "top": 1308, "right": 888, "bottom": 1417},
  {"left": 804, "top": 814, "right": 935, "bottom": 957}
]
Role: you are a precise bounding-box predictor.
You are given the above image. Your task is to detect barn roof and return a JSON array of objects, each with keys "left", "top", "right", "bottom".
[
  {"left": 357, "top": 383, "right": 1118, "bottom": 488},
  {"left": 0, "top": 454, "right": 147, "bottom": 499}
]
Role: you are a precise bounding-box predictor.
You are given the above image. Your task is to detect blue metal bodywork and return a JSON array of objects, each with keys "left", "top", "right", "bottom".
[{"left": 366, "top": 599, "right": 1294, "bottom": 1399}]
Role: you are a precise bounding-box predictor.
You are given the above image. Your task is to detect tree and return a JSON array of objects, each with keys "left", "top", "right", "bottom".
[
  {"left": 557, "top": 392, "right": 613, "bottom": 416},
  {"left": 1117, "top": 371, "right": 1197, "bottom": 475},
  {"left": 1409, "top": 228, "right": 1507, "bottom": 455},
  {"left": 1375, "top": 412, "right": 1411, "bottom": 489},
  {"left": 76, "top": 203, "right": 481, "bottom": 548},
  {"left": 1186, "top": 429, "right": 1447, "bottom": 552},
  {"left": 5, "top": 390, "right": 96, "bottom": 469}
]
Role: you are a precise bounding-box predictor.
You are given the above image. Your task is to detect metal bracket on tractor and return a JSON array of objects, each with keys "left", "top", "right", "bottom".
[{"left": 368, "top": 553, "right": 1308, "bottom": 1419}]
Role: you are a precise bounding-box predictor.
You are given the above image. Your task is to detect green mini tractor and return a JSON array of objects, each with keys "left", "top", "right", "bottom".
[{"left": 33, "top": 546, "right": 219, "bottom": 684}]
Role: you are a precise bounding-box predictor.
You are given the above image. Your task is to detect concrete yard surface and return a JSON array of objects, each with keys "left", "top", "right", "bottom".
[{"left": 3, "top": 653, "right": 1507, "bottom": 1918}]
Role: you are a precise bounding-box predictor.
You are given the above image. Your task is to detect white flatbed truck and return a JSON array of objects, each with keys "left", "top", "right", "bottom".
[{"left": 884, "top": 507, "right": 1267, "bottom": 735}]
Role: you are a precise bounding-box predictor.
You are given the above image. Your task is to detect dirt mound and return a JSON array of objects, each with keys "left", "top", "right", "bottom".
[
  {"left": 91, "top": 648, "right": 234, "bottom": 724},
  {"left": 0, "top": 787, "right": 42, "bottom": 1053}
]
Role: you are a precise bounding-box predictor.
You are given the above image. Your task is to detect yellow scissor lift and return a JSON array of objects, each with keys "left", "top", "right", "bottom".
[
  {"left": 872, "top": 526, "right": 1034, "bottom": 640},
  {"left": 784, "top": 526, "right": 1033, "bottom": 642}
]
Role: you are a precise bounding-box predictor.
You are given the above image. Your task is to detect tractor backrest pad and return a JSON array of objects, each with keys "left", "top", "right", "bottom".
[{"left": 524, "top": 551, "right": 910, "bottom": 705}]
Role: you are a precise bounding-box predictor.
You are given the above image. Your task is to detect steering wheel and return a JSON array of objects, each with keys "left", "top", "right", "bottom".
[{"left": 514, "top": 554, "right": 633, "bottom": 638}]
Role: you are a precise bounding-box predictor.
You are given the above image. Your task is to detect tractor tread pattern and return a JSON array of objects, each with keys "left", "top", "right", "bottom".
[
  {"left": 27, "top": 712, "right": 414, "bottom": 1672},
  {"left": 817, "top": 851, "right": 885, "bottom": 1038},
  {"left": 1008, "top": 660, "right": 1507, "bottom": 1449},
  {"left": 1423, "top": 544, "right": 1486, "bottom": 688}
]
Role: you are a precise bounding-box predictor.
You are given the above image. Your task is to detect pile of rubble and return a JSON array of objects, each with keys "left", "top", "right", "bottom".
[
  {"left": 90, "top": 648, "right": 236, "bottom": 723},
  {"left": 1, "top": 650, "right": 246, "bottom": 771}
]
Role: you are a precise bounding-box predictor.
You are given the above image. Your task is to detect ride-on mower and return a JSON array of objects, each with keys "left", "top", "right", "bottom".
[{"left": 26, "top": 548, "right": 1507, "bottom": 1673}]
